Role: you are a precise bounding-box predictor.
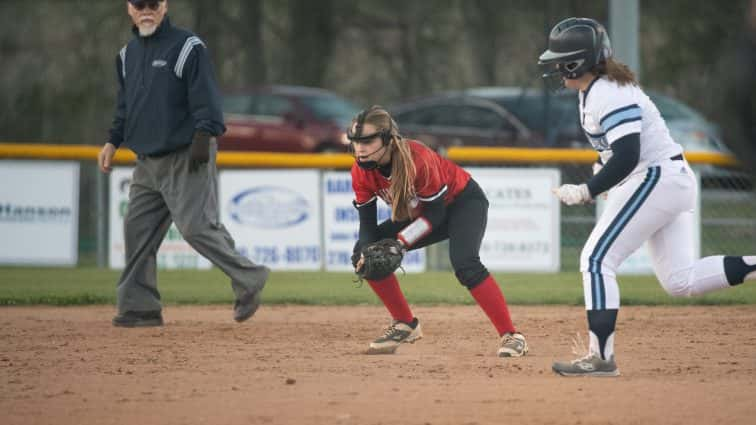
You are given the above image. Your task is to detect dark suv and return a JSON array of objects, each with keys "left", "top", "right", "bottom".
[
  {"left": 390, "top": 94, "right": 536, "bottom": 150},
  {"left": 465, "top": 86, "right": 731, "bottom": 153},
  {"left": 392, "top": 86, "right": 730, "bottom": 153},
  {"left": 218, "top": 85, "right": 360, "bottom": 153}
]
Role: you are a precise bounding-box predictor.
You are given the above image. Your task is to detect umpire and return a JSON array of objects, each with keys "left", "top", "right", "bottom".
[{"left": 98, "top": 0, "right": 269, "bottom": 327}]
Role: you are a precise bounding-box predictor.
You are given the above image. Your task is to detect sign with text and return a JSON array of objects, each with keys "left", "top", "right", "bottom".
[
  {"left": 109, "top": 167, "right": 211, "bottom": 269},
  {"left": 219, "top": 169, "right": 322, "bottom": 270},
  {"left": 0, "top": 161, "right": 79, "bottom": 265},
  {"left": 466, "top": 168, "right": 561, "bottom": 272}
]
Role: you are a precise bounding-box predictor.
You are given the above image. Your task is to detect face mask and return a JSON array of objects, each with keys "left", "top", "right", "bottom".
[
  {"left": 355, "top": 144, "right": 388, "bottom": 170},
  {"left": 356, "top": 159, "right": 379, "bottom": 170}
]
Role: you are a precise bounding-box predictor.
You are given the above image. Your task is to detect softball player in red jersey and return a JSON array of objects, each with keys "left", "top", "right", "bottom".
[
  {"left": 539, "top": 17, "right": 756, "bottom": 376},
  {"left": 348, "top": 105, "right": 528, "bottom": 357}
]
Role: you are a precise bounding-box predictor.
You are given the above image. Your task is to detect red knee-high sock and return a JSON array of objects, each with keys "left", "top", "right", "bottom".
[
  {"left": 469, "top": 275, "right": 516, "bottom": 336},
  {"left": 368, "top": 273, "right": 414, "bottom": 324}
]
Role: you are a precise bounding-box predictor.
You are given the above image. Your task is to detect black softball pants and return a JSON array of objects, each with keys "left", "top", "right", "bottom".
[{"left": 355, "top": 179, "right": 491, "bottom": 289}]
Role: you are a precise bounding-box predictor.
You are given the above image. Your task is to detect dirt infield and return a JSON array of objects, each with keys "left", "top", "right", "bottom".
[{"left": 2, "top": 305, "right": 756, "bottom": 425}]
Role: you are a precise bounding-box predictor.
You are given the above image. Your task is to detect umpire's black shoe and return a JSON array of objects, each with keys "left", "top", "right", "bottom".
[
  {"left": 233, "top": 290, "right": 261, "bottom": 323},
  {"left": 112, "top": 310, "right": 164, "bottom": 327}
]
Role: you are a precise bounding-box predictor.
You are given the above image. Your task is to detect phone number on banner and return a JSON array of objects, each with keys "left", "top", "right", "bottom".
[{"left": 237, "top": 245, "right": 320, "bottom": 265}]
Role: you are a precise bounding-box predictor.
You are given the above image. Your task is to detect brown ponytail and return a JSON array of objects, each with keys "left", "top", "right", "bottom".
[
  {"left": 360, "top": 106, "right": 416, "bottom": 221},
  {"left": 594, "top": 57, "right": 637, "bottom": 86},
  {"left": 389, "top": 136, "right": 418, "bottom": 221}
]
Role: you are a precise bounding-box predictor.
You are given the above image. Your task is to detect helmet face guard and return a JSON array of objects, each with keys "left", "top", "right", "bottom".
[
  {"left": 347, "top": 106, "right": 393, "bottom": 145},
  {"left": 346, "top": 128, "right": 389, "bottom": 144},
  {"left": 347, "top": 106, "right": 394, "bottom": 170},
  {"left": 539, "top": 56, "right": 589, "bottom": 90}
]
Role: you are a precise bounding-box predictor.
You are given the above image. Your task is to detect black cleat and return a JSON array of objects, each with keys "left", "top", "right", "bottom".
[
  {"left": 233, "top": 290, "right": 262, "bottom": 323},
  {"left": 112, "top": 310, "right": 163, "bottom": 327}
]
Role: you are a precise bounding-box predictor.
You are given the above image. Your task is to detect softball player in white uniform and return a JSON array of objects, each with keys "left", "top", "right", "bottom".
[{"left": 539, "top": 17, "right": 756, "bottom": 376}]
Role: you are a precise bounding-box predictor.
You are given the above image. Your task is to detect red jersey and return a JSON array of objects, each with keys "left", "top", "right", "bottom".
[{"left": 351, "top": 140, "right": 471, "bottom": 216}]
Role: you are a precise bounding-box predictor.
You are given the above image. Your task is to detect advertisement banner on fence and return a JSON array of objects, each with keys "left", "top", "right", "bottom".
[
  {"left": 595, "top": 171, "right": 701, "bottom": 275},
  {"left": 109, "top": 167, "right": 211, "bottom": 269},
  {"left": 322, "top": 171, "right": 426, "bottom": 272},
  {"left": 466, "top": 168, "right": 561, "bottom": 272},
  {"left": 0, "top": 160, "right": 79, "bottom": 266},
  {"left": 219, "top": 169, "right": 322, "bottom": 270}
]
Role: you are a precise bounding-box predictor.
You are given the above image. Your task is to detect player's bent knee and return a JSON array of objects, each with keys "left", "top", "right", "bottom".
[
  {"left": 660, "top": 268, "right": 694, "bottom": 297},
  {"left": 454, "top": 264, "right": 489, "bottom": 289}
]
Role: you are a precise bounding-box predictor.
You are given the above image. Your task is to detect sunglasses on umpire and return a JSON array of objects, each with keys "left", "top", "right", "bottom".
[{"left": 130, "top": 0, "right": 163, "bottom": 11}]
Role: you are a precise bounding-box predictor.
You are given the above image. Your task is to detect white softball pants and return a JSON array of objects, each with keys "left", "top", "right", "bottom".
[{"left": 579, "top": 159, "right": 730, "bottom": 310}]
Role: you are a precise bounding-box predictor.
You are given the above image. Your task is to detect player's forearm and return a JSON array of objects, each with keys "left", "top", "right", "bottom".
[
  {"left": 354, "top": 198, "right": 379, "bottom": 244},
  {"left": 397, "top": 197, "right": 446, "bottom": 247},
  {"left": 586, "top": 133, "right": 640, "bottom": 197}
]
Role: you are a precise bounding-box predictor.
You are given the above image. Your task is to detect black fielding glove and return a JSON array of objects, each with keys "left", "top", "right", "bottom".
[{"left": 355, "top": 239, "right": 406, "bottom": 281}]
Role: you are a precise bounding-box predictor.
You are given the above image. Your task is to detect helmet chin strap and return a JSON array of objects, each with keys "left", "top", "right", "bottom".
[{"left": 355, "top": 144, "right": 390, "bottom": 170}]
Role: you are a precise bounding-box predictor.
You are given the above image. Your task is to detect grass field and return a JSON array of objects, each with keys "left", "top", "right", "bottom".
[{"left": 1, "top": 266, "right": 755, "bottom": 306}]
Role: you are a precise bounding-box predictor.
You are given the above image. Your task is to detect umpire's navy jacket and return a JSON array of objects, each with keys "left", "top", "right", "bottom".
[{"left": 108, "top": 17, "right": 225, "bottom": 156}]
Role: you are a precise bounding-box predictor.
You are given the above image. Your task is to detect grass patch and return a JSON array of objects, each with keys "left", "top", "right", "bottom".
[{"left": 1, "top": 267, "right": 756, "bottom": 306}]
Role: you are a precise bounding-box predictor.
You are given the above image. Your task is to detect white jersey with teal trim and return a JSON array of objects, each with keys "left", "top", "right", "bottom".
[
  {"left": 573, "top": 77, "right": 748, "bottom": 365},
  {"left": 579, "top": 77, "right": 683, "bottom": 176}
]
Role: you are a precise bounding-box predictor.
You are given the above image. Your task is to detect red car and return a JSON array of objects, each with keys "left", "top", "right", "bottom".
[{"left": 218, "top": 85, "right": 360, "bottom": 153}]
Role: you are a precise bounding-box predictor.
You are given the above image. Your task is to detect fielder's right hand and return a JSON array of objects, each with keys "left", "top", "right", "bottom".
[{"left": 98, "top": 142, "right": 117, "bottom": 173}]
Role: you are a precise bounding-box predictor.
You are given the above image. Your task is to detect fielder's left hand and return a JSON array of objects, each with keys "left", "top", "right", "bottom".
[{"left": 552, "top": 184, "right": 592, "bottom": 206}]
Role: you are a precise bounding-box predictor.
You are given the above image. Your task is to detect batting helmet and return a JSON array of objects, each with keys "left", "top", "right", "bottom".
[{"left": 538, "top": 17, "right": 613, "bottom": 81}]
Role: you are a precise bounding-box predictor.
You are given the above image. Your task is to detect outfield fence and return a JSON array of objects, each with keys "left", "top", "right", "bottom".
[{"left": 1, "top": 142, "right": 753, "bottom": 271}]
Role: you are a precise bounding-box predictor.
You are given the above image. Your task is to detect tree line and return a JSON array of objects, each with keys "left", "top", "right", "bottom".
[{"left": 0, "top": 0, "right": 748, "bottom": 145}]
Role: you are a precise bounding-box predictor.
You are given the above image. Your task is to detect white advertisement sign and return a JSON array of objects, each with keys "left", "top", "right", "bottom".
[
  {"left": 322, "top": 171, "right": 426, "bottom": 272},
  {"left": 220, "top": 169, "right": 322, "bottom": 270},
  {"left": 0, "top": 160, "right": 79, "bottom": 265},
  {"left": 596, "top": 172, "right": 701, "bottom": 275},
  {"left": 109, "top": 167, "right": 211, "bottom": 269},
  {"left": 466, "top": 168, "right": 561, "bottom": 272}
]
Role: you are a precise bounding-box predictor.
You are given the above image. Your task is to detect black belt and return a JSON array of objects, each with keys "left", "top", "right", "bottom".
[
  {"left": 670, "top": 153, "right": 684, "bottom": 161},
  {"left": 137, "top": 144, "right": 190, "bottom": 160}
]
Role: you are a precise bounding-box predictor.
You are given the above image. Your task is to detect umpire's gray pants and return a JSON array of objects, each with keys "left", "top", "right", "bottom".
[{"left": 116, "top": 142, "right": 269, "bottom": 313}]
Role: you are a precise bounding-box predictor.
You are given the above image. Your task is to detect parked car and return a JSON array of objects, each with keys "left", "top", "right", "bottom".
[
  {"left": 462, "top": 86, "right": 732, "bottom": 153},
  {"left": 218, "top": 85, "right": 359, "bottom": 153},
  {"left": 644, "top": 91, "right": 728, "bottom": 154},
  {"left": 390, "top": 94, "right": 536, "bottom": 150},
  {"left": 393, "top": 86, "right": 730, "bottom": 153},
  {"left": 393, "top": 86, "right": 748, "bottom": 189},
  {"left": 480, "top": 86, "right": 746, "bottom": 188},
  {"left": 463, "top": 86, "right": 583, "bottom": 148}
]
